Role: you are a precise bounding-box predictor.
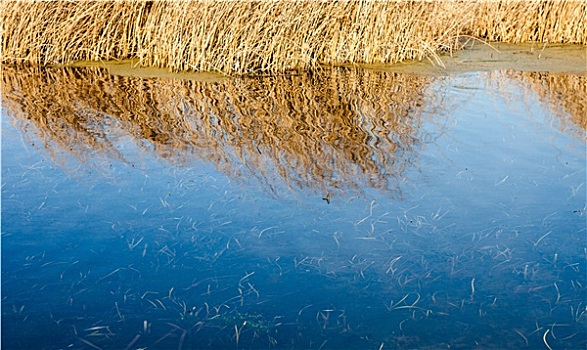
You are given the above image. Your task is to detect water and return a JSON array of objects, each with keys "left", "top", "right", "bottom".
[{"left": 2, "top": 66, "right": 585, "bottom": 349}]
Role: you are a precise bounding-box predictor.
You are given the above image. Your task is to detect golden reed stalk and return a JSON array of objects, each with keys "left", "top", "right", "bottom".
[{"left": 1, "top": 1, "right": 585, "bottom": 74}]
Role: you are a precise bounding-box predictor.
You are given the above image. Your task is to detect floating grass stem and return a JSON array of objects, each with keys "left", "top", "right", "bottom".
[{"left": 543, "top": 329, "right": 553, "bottom": 350}]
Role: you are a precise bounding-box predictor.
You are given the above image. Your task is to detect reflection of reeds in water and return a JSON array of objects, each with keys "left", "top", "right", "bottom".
[
  {"left": 2, "top": 1, "right": 585, "bottom": 74},
  {"left": 505, "top": 72, "right": 587, "bottom": 135},
  {"left": 2, "top": 65, "right": 434, "bottom": 197}
]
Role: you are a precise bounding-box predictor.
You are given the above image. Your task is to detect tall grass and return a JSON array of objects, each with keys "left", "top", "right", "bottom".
[
  {"left": 2, "top": 1, "right": 585, "bottom": 74},
  {"left": 470, "top": 1, "right": 587, "bottom": 45}
]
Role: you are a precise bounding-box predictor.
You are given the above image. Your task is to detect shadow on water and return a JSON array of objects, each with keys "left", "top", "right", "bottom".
[{"left": 1, "top": 65, "right": 586, "bottom": 349}]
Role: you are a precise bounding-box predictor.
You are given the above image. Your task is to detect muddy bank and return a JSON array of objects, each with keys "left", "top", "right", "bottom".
[
  {"left": 65, "top": 59, "right": 227, "bottom": 81},
  {"left": 58, "top": 43, "right": 586, "bottom": 80},
  {"left": 358, "top": 43, "right": 586, "bottom": 76}
]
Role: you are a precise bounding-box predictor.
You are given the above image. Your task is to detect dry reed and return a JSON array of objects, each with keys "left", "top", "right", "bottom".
[
  {"left": 1, "top": 65, "right": 436, "bottom": 196},
  {"left": 469, "top": 1, "right": 587, "bottom": 45},
  {"left": 2, "top": 1, "right": 585, "bottom": 74}
]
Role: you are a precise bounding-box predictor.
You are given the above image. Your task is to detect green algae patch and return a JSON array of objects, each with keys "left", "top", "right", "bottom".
[{"left": 64, "top": 59, "right": 227, "bottom": 82}]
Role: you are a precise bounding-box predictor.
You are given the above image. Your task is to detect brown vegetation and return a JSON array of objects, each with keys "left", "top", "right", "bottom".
[{"left": 1, "top": 1, "right": 585, "bottom": 74}]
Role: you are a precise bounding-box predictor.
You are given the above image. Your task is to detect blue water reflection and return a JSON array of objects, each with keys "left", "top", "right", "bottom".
[{"left": 2, "top": 67, "right": 585, "bottom": 349}]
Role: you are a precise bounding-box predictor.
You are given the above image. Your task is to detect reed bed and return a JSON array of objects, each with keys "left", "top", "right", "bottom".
[
  {"left": 2, "top": 1, "right": 585, "bottom": 74},
  {"left": 2, "top": 64, "right": 436, "bottom": 196},
  {"left": 469, "top": 1, "right": 587, "bottom": 45}
]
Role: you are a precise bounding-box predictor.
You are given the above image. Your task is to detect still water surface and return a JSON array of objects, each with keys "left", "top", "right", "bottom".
[{"left": 2, "top": 66, "right": 585, "bottom": 349}]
